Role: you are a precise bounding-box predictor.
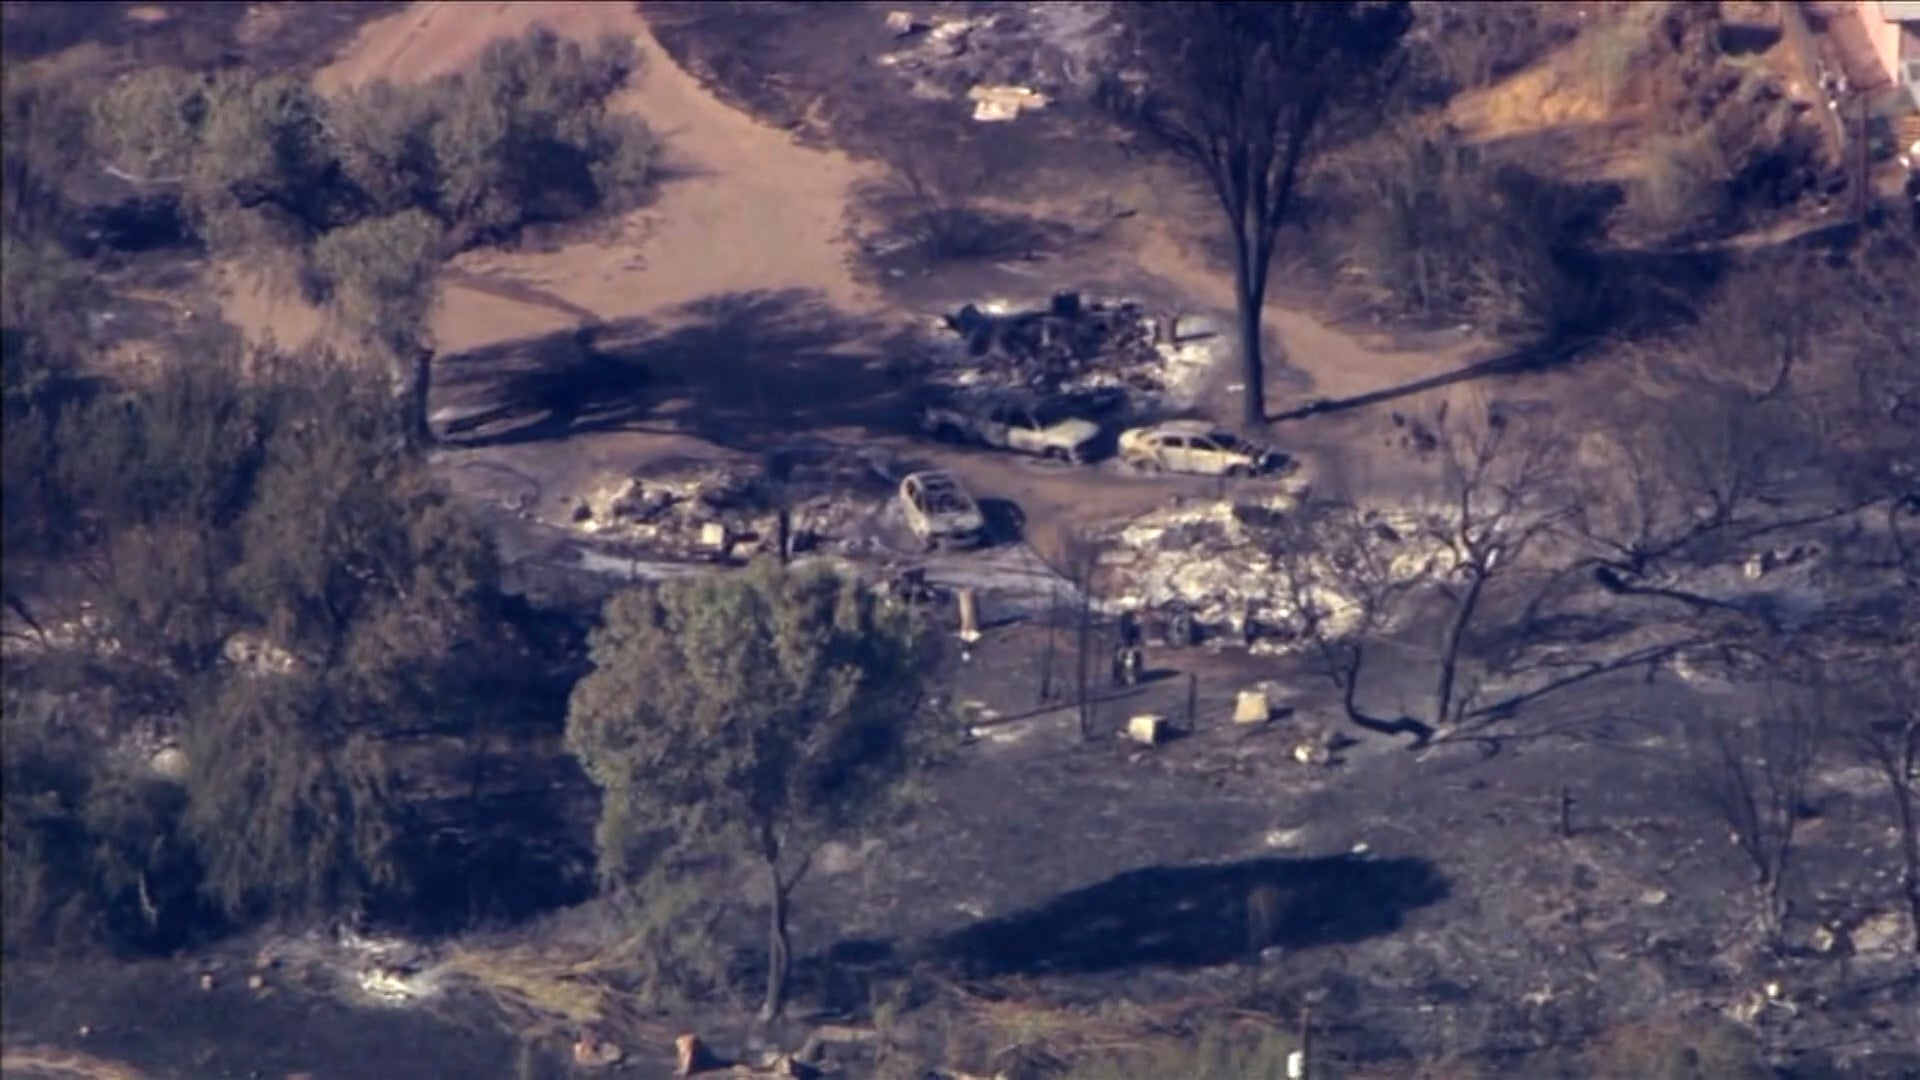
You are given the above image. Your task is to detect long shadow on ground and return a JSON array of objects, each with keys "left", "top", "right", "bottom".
[
  {"left": 931, "top": 853, "right": 1447, "bottom": 979},
  {"left": 433, "top": 288, "right": 917, "bottom": 453}
]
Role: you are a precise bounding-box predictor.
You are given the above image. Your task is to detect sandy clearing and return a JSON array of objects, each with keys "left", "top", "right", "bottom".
[
  {"left": 313, "top": 0, "right": 883, "bottom": 354},
  {"left": 1127, "top": 220, "right": 1482, "bottom": 405}
]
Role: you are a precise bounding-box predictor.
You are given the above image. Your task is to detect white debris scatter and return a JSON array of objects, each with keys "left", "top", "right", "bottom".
[
  {"left": 221, "top": 631, "right": 301, "bottom": 675},
  {"left": 564, "top": 453, "right": 893, "bottom": 560},
  {"left": 1101, "top": 497, "right": 1450, "bottom": 640},
  {"left": 968, "top": 84, "right": 1050, "bottom": 122}
]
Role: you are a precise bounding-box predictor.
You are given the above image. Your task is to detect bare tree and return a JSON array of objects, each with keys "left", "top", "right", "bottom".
[
  {"left": 1688, "top": 666, "right": 1827, "bottom": 951},
  {"left": 1261, "top": 404, "right": 1568, "bottom": 744},
  {"left": 1814, "top": 609, "right": 1920, "bottom": 956},
  {"left": 1422, "top": 403, "right": 1572, "bottom": 734},
  {"left": 1103, "top": 1, "right": 1412, "bottom": 427},
  {"left": 1263, "top": 499, "right": 1432, "bottom": 743},
  {"left": 1582, "top": 387, "right": 1800, "bottom": 563}
]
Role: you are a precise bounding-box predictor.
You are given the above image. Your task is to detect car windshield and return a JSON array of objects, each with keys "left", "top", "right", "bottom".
[
  {"left": 914, "top": 475, "right": 973, "bottom": 514},
  {"left": 1208, "top": 432, "right": 1251, "bottom": 452}
]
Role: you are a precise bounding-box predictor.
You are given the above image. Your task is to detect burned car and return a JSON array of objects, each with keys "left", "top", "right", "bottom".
[
  {"left": 919, "top": 392, "right": 1102, "bottom": 463},
  {"left": 1117, "top": 421, "right": 1287, "bottom": 478},
  {"left": 898, "top": 469, "right": 988, "bottom": 550}
]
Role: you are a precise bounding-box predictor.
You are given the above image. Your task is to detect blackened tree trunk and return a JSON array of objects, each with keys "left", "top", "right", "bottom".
[
  {"left": 404, "top": 347, "right": 434, "bottom": 450},
  {"left": 1232, "top": 231, "right": 1270, "bottom": 428},
  {"left": 1432, "top": 566, "right": 1489, "bottom": 731},
  {"left": 1105, "top": 2, "right": 1410, "bottom": 432}
]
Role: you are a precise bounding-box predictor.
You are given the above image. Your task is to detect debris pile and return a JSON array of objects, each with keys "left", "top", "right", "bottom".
[
  {"left": 927, "top": 292, "right": 1218, "bottom": 407},
  {"left": 569, "top": 453, "right": 897, "bottom": 560},
  {"left": 968, "top": 84, "right": 1050, "bottom": 122},
  {"left": 874, "top": 8, "right": 1103, "bottom": 119},
  {"left": 1100, "top": 498, "right": 1453, "bottom": 647}
]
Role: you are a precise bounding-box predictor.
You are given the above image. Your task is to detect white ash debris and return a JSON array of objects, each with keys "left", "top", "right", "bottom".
[
  {"left": 564, "top": 450, "right": 898, "bottom": 559},
  {"left": 874, "top": 6, "right": 1112, "bottom": 110},
  {"left": 1100, "top": 497, "right": 1456, "bottom": 642},
  {"left": 221, "top": 631, "right": 301, "bottom": 676},
  {"left": 968, "top": 84, "right": 1050, "bottom": 122}
]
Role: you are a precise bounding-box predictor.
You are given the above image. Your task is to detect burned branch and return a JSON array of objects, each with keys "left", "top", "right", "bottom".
[{"left": 1687, "top": 660, "right": 1827, "bottom": 951}]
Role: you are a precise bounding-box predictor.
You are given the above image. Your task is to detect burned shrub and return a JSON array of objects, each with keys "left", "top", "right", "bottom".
[{"left": 1346, "top": 123, "right": 1605, "bottom": 336}]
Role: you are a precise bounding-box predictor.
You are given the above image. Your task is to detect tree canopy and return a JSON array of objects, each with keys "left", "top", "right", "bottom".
[{"left": 567, "top": 559, "right": 938, "bottom": 1018}]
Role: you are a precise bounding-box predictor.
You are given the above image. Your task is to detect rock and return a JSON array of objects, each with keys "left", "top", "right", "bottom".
[
  {"left": 199, "top": 972, "right": 216, "bottom": 991},
  {"left": 247, "top": 973, "right": 266, "bottom": 991},
  {"left": 1293, "top": 741, "right": 1330, "bottom": 766},
  {"left": 573, "top": 1029, "right": 623, "bottom": 1068},
  {"left": 1810, "top": 924, "right": 1837, "bottom": 953},
  {"left": 967, "top": 84, "right": 1049, "bottom": 122},
  {"left": 1127, "top": 713, "right": 1169, "bottom": 746},
  {"left": 1638, "top": 888, "right": 1670, "bottom": 906},
  {"left": 1233, "top": 687, "right": 1272, "bottom": 725},
  {"left": 1853, "top": 911, "right": 1908, "bottom": 955},
  {"left": 676, "top": 1033, "right": 722, "bottom": 1076},
  {"left": 884, "top": 10, "right": 923, "bottom": 36},
  {"left": 149, "top": 745, "right": 189, "bottom": 781}
]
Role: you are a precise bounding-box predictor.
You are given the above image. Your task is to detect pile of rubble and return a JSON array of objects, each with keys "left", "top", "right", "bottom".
[
  {"left": 876, "top": 6, "right": 1112, "bottom": 120},
  {"left": 1099, "top": 496, "right": 1455, "bottom": 648},
  {"left": 927, "top": 292, "right": 1219, "bottom": 408},
  {"left": 567, "top": 450, "right": 901, "bottom": 561}
]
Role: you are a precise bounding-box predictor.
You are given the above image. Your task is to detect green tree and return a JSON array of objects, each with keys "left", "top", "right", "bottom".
[
  {"left": 90, "top": 67, "right": 206, "bottom": 184},
  {"left": 2, "top": 690, "right": 204, "bottom": 954},
  {"left": 310, "top": 209, "right": 445, "bottom": 443},
  {"left": 3, "top": 75, "right": 92, "bottom": 241},
  {"left": 187, "top": 72, "right": 340, "bottom": 251},
  {"left": 182, "top": 669, "right": 411, "bottom": 921},
  {"left": 329, "top": 80, "right": 442, "bottom": 217},
  {"left": 567, "top": 559, "right": 936, "bottom": 1020}
]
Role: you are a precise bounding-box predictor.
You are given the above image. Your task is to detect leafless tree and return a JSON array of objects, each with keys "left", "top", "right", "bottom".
[
  {"left": 1421, "top": 402, "right": 1574, "bottom": 733},
  {"left": 1687, "top": 665, "right": 1827, "bottom": 951},
  {"left": 1574, "top": 380, "right": 1807, "bottom": 581},
  {"left": 1847, "top": 664, "right": 1920, "bottom": 955},
  {"left": 1103, "top": 1, "right": 1412, "bottom": 427},
  {"left": 1264, "top": 403, "right": 1572, "bottom": 744},
  {"left": 1810, "top": 607, "right": 1920, "bottom": 956}
]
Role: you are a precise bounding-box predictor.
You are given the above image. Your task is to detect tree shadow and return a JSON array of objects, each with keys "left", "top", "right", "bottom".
[
  {"left": 433, "top": 288, "right": 917, "bottom": 453},
  {"left": 933, "top": 853, "right": 1447, "bottom": 979},
  {"left": 1270, "top": 244, "right": 1728, "bottom": 423}
]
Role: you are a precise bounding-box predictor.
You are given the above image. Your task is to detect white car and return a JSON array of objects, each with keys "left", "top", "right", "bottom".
[
  {"left": 898, "top": 470, "right": 988, "bottom": 550},
  {"left": 1117, "top": 421, "right": 1287, "bottom": 478},
  {"left": 920, "top": 397, "right": 1101, "bottom": 463}
]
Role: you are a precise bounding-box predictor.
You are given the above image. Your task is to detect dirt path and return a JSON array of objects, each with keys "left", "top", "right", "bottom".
[
  {"left": 0, "top": 1047, "right": 146, "bottom": 1080},
  {"left": 1126, "top": 220, "right": 1484, "bottom": 408}
]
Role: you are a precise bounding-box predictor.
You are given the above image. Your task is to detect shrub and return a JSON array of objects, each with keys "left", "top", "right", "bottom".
[{"left": 1349, "top": 123, "right": 1601, "bottom": 336}]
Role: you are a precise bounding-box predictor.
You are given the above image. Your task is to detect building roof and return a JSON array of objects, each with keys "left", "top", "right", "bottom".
[{"left": 1881, "top": 1, "right": 1920, "bottom": 23}]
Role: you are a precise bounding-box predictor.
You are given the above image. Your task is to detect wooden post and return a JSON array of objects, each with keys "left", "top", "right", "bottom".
[
  {"left": 957, "top": 587, "right": 980, "bottom": 643},
  {"left": 1187, "top": 672, "right": 1199, "bottom": 725},
  {"left": 1293, "top": 1004, "right": 1313, "bottom": 1080}
]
